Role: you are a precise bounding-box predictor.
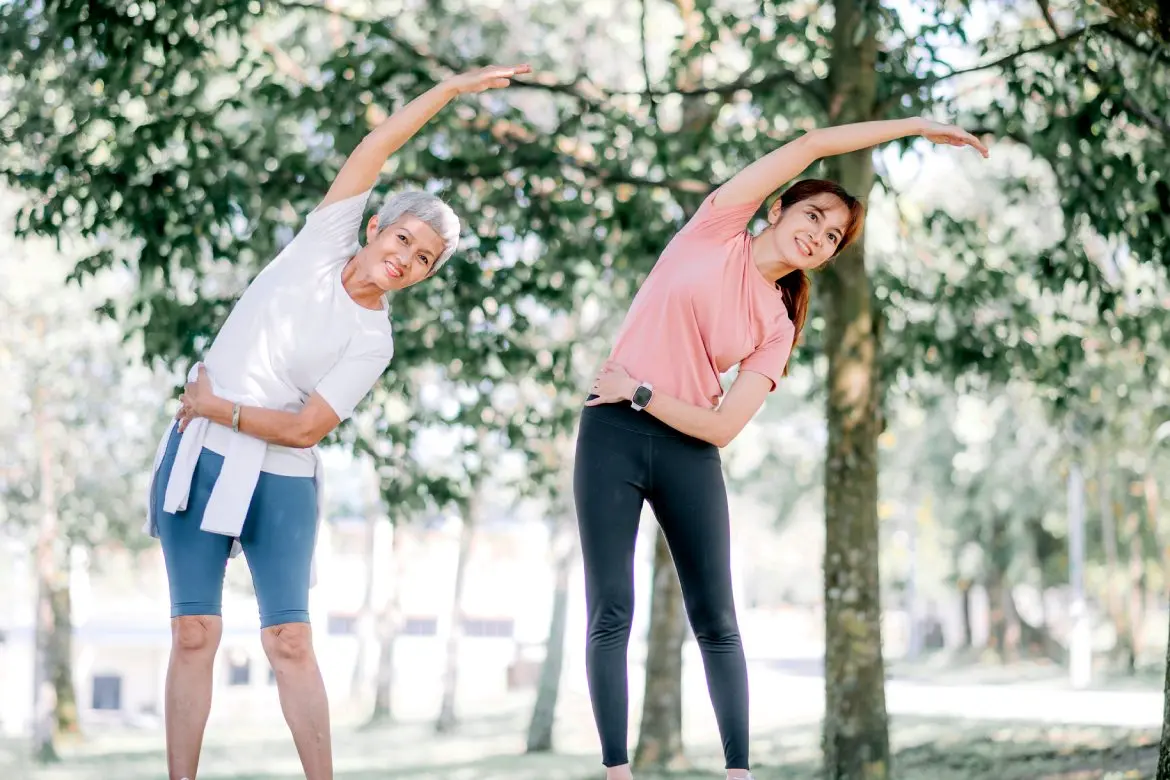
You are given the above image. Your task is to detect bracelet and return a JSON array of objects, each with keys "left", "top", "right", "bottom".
[{"left": 231, "top": 403, "right": 241, "bottom": 433}]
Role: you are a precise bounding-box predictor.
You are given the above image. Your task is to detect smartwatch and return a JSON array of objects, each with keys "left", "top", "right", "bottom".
[{"left": 631, "top": 382, "right": 654, "bottom": 411}]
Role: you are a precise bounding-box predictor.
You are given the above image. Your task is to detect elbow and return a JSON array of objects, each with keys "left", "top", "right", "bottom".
[
  {"left": 288, "top": 422, "right": 325, "bottom": 449},
  {"left": 286, "top": 431, "right": 315, "bottom": 449},
  {"left": 711, "top": 426, "right": 737, "bottom": 449},
  {"left": 795, "top": 129, "right": 826, "bottom": 160},
  {"left": 711, "top": 419, "right": 748, "bottom": 449}
]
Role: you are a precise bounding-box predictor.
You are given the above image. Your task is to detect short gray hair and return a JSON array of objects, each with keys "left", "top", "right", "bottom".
[{"left": 376, "top": 191, "right": 461, "bottom": 272}]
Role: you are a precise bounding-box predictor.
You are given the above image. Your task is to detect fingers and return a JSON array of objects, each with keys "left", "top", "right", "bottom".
[
  {"left": 480, "top": 64, "right": 531, "bottom": 88},
  {"left": 947, "top": 127, "right": 989, "bottom": 157},
  {"left": 495, "top": 63, "right": 531, "bottom": 77},
  {"left": 967, "top": 134, "right": 990, "bottom": 158}
]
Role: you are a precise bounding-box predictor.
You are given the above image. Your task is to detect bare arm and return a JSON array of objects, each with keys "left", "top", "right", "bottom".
[
  {"left": 715, "top": 117, "right": 990, "bottom": 208},
  {"left": 586, "top": 363, "right": 773, "bottom": 448},
  {"left": 319, "top": 64, "right": 531, "bottom": 210},
  {"left": 177, "top": 366, "right": 341, "bottom": 448},
  {"left": 187, "top": 393, "right": 340, "bottom": 449}
]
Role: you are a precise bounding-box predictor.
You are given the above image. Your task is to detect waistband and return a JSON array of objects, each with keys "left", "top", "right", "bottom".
[{"left": 581, "top": 396, "right": 700, "bottom": 440}]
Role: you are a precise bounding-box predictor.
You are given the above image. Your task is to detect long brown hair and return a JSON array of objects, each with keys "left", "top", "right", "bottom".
[{"left": 773, "top": 179, "right": 865, "bottom": 375}]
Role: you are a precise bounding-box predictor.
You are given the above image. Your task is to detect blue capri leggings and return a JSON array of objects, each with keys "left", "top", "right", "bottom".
[{"left": 151, "top": 426, "right": 318, "bottom": 628}]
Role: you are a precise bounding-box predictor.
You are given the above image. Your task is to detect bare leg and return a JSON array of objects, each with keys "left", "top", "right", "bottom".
[
  {"left": 606, "top": 764, "right": 635, "bottom": 780},
  {"left": 262, "top": 622, "right": 332, "bottom": 780},
  {"left": 165, "top": 615, "right": 222, "bottom": 780}
]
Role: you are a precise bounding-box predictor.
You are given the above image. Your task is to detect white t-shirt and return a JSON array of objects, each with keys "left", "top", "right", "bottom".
[{"left": 201, "top": 190, "right": 393, "bottom": 476}]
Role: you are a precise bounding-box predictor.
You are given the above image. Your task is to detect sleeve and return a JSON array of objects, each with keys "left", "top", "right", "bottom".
[
  {"left": 286, "top": 189, "right": 373, "bottom": 271},
  {"left": 738, "top": 325, "right": 795, "bottom": 392},
  {"left": 313, "top": 331, "right": 394, "bottom": 422},
  {"left": 678, "top": 186, "right": 765, "bottom": 245}
]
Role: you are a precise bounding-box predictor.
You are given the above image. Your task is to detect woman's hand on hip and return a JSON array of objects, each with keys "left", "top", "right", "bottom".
[
  {"left": 176, "top": 364, "right": 216, "bottom": 432},
  {"left": 586, "top": 362, "right": 639, "bottom": 407}
]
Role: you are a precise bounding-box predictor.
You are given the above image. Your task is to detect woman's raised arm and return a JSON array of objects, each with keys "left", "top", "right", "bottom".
[
  {"left": 317, "top": 64, "right": 531, "bottom": 210},
  {"left": 713, "top": 117, "right": 989, "bottom": 208}
]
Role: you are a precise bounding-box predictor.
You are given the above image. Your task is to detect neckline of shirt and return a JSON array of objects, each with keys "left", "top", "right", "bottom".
[{"left": 336, "top": 251, "right": 392, "bottom": 324}]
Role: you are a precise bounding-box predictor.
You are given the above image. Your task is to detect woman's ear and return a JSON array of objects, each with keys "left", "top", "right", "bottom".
[
  {"left": 767, "top": 198, "right": 783, "bottom": 225},
  {"left": 365, "top": 214, "right": 380, "bottom": 243}
]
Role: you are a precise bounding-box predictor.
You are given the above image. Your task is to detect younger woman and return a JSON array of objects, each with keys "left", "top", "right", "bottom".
[{"left": 576, "top": 117, "right": 988, "bottom": 780}]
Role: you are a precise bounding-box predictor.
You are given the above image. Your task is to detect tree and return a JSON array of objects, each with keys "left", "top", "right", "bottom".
[
  {"left": 1161, "top": 552, "right": 1170, "bottom": 778},
  {"left": 434, "top": 487, "right": 478, "bottom": 733},
  {"left": 524, "top": 446, "right": 578, "bottom": 753},
  {"left": 1095, "top": 0, "right": 1170, "bottom": 42},
  {"left": 0, "top": 189, "right": 171, "bottom": 760},
  {"left": 5, "top": 3, "right": 1168, "bottom": 779}
]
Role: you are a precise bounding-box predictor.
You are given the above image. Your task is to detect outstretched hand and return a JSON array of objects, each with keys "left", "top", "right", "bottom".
[
  {"left": 445, "top": 64, "right": 532, "bottom": 95},
  {"left": 919, "top": 120, "right": 990, "bottom": 158}
]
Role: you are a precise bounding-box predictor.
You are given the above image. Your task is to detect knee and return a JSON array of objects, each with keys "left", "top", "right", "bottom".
[
  {"left": 588, "top": 589, "right": 634, "bottom": 636},
  {"left": 171, "top": 616, "right": 221, "bottom": 658},
  {"left": 690, "top": 606, "right": 740, "bottom": 643},
  {"left": 262, "top": 622, "right": 315, "bottom": 668}
]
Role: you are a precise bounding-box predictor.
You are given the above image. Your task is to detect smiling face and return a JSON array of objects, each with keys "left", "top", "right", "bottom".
[
  {"left": 765, "top": 193, "right": 853, "bottom": 271},
  {"left": 361, "top": 214, "right": 447, "bottom": 292}
]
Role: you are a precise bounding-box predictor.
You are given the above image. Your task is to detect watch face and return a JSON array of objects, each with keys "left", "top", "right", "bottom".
[{"left": 632, "top": 385, "right": 653, "bottom": 407}]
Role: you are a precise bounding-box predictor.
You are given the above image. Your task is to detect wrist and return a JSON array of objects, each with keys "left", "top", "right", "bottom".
[
  {"left": 909, "top": 117, "right": 931, "bottom": 135},
  {"left": 434, "top": 79, "right": 462, "bottom": 100},
  {"left": 204, "top": 396, "right": 233, "bottom": 425},
  {"left": 623, "top": 377, "right": 642, "bottom": 401}
]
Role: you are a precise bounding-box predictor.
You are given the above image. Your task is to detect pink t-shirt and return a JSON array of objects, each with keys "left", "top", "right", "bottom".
[{"left": 607, "top": 188, "right": 796, "bottom": 409}]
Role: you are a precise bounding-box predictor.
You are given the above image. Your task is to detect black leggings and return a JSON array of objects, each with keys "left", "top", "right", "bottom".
[{"left": 573, "top": 400, "right": 749, "bottom": 770}]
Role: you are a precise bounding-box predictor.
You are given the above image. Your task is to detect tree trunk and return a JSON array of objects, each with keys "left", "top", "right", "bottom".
[
  {"left": 1125, "top": 511, "right": 1146, "bottom": 674},
  {"left": 1098, "top": 461, "right": 1127, "bottom": 663},
  {"left": 1158, "top": 604, "right": 1170, "bottom": 778},
  {"left": 1144, "top": 466, "right": 1161, "bottom": 598},
  {"left": 820, "top": 1, "right": 889, "bottom": 777},
  {"left": 1004, "top": 587, "right": 1064, "bottom": 663},
  {"left": 985, "top": 516, "right": 1017, "bottom": 662},
  {"left": 526, "top": 519, "right": 577, "bottom": 753},
  {"left": 368, "top": 522, "right": 404, "bottom": 726},
  {"left": 957, "top": 579, "right": 974, "bottom": 649},
  {"left": 985, "top": 567, "right": 1008, "bottom": 659},
  {"left": 1003, "top": 581, "right": 1022, "bottom": 661},
  {"left": 350, "top": 499, "right": 381, "bottom": 700},
  {"left": 435, "top": 496, "right": 477, "bottom": 734},
  {"left": 49, "top": 579, "right": 78, "bottom": 741},
  {"left": 32, "top": 379, "right": 71, "bottom": 762},
  {"left": 634, "top": 529, "right": 689, "bottom": 771}
]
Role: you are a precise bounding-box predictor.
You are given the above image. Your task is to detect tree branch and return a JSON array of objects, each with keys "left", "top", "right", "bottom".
[
  {"left": 641, "top": 0, "right": 658, "bottom": 124},
  {"left": 1116, "top": 92, "right": 1170, "bottom": 136},
  {"left": 249, "top": 29, "right": 311, "bottom": 84},
  {"left": 1099, "top": 21, "right": 1170, "bottom": 65},
  {"left": 1036, "top": 0, "right": 1061, "bottom": 35},
  {"left": 904, "top": 22, "right": 1110, "bottom": 94},
  {"left": 276, "top": 0, "right": 824, "bottom": 112},
  {"left": 1030, "top": 2, "right": 1168, "bottom": 139}
]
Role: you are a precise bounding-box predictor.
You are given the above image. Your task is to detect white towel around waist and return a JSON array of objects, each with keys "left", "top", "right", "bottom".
[{"left": 142, "top": 363, "right": 324, "bottom": 586}]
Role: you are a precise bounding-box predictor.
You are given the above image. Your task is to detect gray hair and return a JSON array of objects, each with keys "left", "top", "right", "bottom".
[{"left": 376, "top": 191, "right": 461, "bottom": 272}]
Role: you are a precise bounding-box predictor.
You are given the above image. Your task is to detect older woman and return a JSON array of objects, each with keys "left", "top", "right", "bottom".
[{"left": 145, "top": 63, "right": 530, "bottom": 780}]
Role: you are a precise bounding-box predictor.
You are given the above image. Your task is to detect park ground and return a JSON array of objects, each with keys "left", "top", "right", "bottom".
[{"left": 2, "top": 658, "right": 1164, "bottom": 780}]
